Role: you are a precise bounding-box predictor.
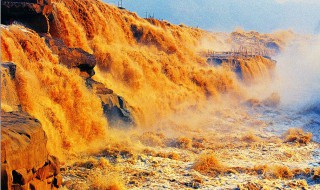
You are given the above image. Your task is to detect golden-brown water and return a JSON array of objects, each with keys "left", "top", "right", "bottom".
[
  {"left": 1, "top": 0, "right": 319, "bottom": 189},
  {"left": 1, "top": 0, "right": 258, "bottom": 159},
  {"left": 0, "top": 0, "right": 286, "bottom": 159},
  {"left": 3, "top": 1, "right": 319, "bottom": 189},
  {"left": 1, "top": 26, "right": 107, "bottom": 159}
]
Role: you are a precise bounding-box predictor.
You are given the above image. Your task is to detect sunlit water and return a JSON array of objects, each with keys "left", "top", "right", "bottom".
[{"left": 247, "top": 103, "right": 320, "bottom": 169}]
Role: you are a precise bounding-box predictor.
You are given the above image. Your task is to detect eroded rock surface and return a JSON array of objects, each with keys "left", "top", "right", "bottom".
[
  {"left": 43, "top": 35, "right": 136, "bottom": 126},
  {"left": 1, "top": 111, "right": 61, "bottom": 190},
  {"left": 44, "top": 36, "right": 96, "bottom": 78},
  {"left": 86, "top": 78, "right": 135, "bottom": 127},
  {"left": 207, "top": 55, "right": 276, "bottom": 82}
]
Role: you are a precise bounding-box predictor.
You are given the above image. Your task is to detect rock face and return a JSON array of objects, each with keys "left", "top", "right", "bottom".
[
  {"left": 44, "top": 36, "right": 96, "bottom": 78},
  {"left": 43, "top": 36, "right": 135, "bottom": 126},
  {"left": 207, "top": 55, "right": 276, "bottom": 82},
  {"left": 1, "top": 111, "right": 61, "bottom": 190},
  {"left": 1, "top": 0, "right": 53, "bottom": 33},
  {"left": 86, "top": 78, "right": 135, "bottom": 127},
  {"left": 1, "top": 62, "right": 20, "bottom": 112},
  {"left": 207, "top": 57, "right": 242, "bottom": 74},
  {"left": 43, "top": 35, "right": 136, "bottom": 126},
  {"left": 1, "top": 62, "right": 16, "bottom": 79}
]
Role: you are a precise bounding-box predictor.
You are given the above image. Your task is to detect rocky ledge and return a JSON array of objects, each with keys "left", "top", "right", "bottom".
[
  {"left": 86, "top": 78, "right": 135, "bottom": 127},
  {"left": 44, "top": 36, "right": 96, "bottom": 78},
  {"left": 1, "top": 111, "right": 61, "bottom": 190}
]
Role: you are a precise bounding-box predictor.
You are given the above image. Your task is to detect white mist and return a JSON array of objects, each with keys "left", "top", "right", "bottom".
[{"left": 274, "top": 35, "right": 320, "bottom": 110}]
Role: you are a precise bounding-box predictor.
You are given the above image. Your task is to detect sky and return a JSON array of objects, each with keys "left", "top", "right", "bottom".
[{"left": 104, "top": 0, "right": 320, "bottom": 34}]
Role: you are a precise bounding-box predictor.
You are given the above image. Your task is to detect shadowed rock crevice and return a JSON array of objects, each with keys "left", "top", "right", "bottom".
[
  {"left": 1, "top": 62, "right": 16, "bottom": 79},
  {"left": 1, "top": 62, "right": 21, "bottom": 112},
  {"left": 1, "top": 0, "right": 53, "bottom": 33}
]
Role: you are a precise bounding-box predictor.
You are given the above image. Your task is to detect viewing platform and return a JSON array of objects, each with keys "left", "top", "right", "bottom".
[{"left": 205, "top": 49, "right": 276, "bottom": 66}]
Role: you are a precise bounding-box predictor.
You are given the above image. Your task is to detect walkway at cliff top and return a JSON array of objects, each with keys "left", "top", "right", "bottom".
[{"left": 205, "top": 49, "right": 276, "bottom": 65}]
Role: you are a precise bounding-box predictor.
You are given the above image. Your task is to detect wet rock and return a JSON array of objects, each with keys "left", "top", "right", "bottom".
[
  {"left": 1, "top": 62, "right": 16, "bottom": 79},
  {"left": 131, "top": 24, "right": 144, "bottom": 42},
  {"left": 207, "top": 55, "right": 276, "bottom": 83},
  {"left": 1, "top": 62, "right": 21, "bottom": 112},
  {"left": 44, "top": 36, "right": 96, "bottom": 78},
  {"left": 36, "top": 164, "right": 52, "bottom": 181},
  {"left": 1, "top": 163, "right": 12, "bottom": 190},
  {"left": 48, "top": 156, "right": 60, "bottom": 176},
  {"left": 12, "top": 168, "right": 33, "bottom": 185},
  {"left": 53, "top": 174, "right": 62, "bottom": 188},
  {"left": 1, "top": 111, "right": 48, "bottom": 171},
  {"left": 1, "top": 111, "right": 61, "bottom": 190},
  {"left": 1, "top": 0, "right": 53, "bottom": 33},
  {"left": 207, "top": 58, "right": 242, "bottom": 75},
  {"left": 85, "top": 78, "right": 113, "bottom": 94},
  {"left": 29, "top": 179, "right": 49, "bottom": 190},
  {"left": 103, "top": 96, "right": 135, "bottom": 127},
  {"left": 86, "top": 78, "right": 135, "bottom": 127}
]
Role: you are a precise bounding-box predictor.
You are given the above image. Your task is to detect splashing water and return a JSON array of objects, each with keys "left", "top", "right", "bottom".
[
  {"left": 0, "top": 0, "right": 282, "bottom": 161},
  {"left": 1, "top": 25, "right": 107, "bottom": 160},
  {"left": 275, "top": 35, "right": 320, "bottom": 110}
]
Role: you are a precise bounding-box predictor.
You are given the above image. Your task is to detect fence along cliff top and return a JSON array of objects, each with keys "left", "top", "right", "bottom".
[{"left": 206, "top": 46, "right": 277, "bottom": 66}]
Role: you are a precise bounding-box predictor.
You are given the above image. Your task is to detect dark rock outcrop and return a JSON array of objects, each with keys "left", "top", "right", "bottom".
[
  {"left": 131, "top": 24, "right": 144, "bottom": 42},
  {"left": 44, "top": 36, "right": 96, "bottom": 78},
  {"left": 1, "top": 0, "right": 53, "bottom": 33},
  {"left": 207, "top": 55, "right": 276, "bottom": 82},
  {"left": 1, "top": 62, "right": 21, "bottom": 112},
  {"left": 1, "top": 62, "right": 16, "bottom": 79},
  {"left": 207, "top": 57, "right": 243, "bottom": 75},
  {"left": 43, "top": 36, "right": 135, "bottom": 127},
  {"left": 86, "top": 78, "right": 135, "bottom": 127},
  {"left": 1, "top": 111, "right": 61, "bottom": 190}
]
